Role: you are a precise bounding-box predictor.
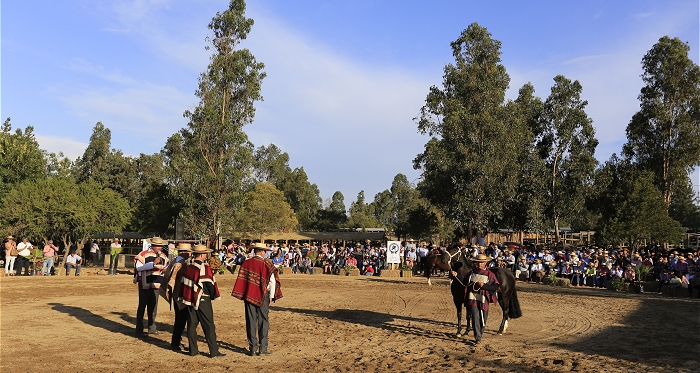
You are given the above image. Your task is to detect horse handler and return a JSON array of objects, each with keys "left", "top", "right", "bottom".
[
  {"left": 232, "top": 243, "right": 283, "bottom": 356},
  {"left": 466, "top": 254, "right": 499, "bottom": 344}
]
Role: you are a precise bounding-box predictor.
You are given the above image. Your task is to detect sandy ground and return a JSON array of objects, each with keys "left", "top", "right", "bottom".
[{"left": 1, "top": 271, "right": 699, "bottom": 373}]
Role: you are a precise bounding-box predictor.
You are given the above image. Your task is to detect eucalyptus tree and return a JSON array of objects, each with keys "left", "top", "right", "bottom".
[
  {"left": 537, "top": 75, "right": 598, "bottom": 242},
  {"left": 594, "top": 157, "right": 684, "bottom": 247},
  {"left": 414, "top": 23, "right": 524, "bottom": 241},
  {"left": 623, "top": 36, "right": 700, "bottom": 207},
  {"left": 278, "top": 167, "right": 322, "bottom": 230},
  {"left": 163, "top": 0, "right": 265, "bottom": 240},
  {"left": 347, "top": 190, "right": 379, "bottom": 230}
]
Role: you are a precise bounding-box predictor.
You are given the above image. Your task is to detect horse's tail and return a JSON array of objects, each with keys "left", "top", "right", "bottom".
[{"left": 508, "top": 287, "right": 523, "bottom": 319}]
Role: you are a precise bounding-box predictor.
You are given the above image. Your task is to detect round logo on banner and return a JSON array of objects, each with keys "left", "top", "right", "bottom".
[{"left": 389, "top": 242, "right": 400, "bottom": 254}]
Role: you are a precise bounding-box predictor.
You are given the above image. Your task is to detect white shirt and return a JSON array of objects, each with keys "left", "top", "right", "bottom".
[{"left": 66, "top": 254, "right": 82, "bottom": 265}]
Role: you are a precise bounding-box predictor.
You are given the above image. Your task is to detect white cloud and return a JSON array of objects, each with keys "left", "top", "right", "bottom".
[
  {"left": 243, "top": 14, "right": 431, "bottom": 198},
  {"left": 58, "top": 81, "right": 192, "bottom": 137},
  {"left": 35, "top": 134, "right": 88, "bottom": 160}
]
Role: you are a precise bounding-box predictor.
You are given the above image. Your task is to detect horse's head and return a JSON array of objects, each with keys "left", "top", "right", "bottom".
[{"left": 441, "top": 243, "right": 463, "bottom": 265}]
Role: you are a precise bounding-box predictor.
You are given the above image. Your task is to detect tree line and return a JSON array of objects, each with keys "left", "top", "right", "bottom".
[{"left": 1, "top": 2, "right": 698, "bottom": 249}]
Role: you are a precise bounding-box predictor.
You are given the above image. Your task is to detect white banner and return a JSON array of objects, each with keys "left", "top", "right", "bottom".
[{"left": 386, "top": 241, "right": 403, "bottom": 264}]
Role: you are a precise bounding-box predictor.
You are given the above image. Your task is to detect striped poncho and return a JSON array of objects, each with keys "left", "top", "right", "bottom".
[
  {"left": 178, "top": 261, "right": 221, "bottom": 310},
  {"left": 231, "top": 256, "right": 283, "bottom": 307},
  {"left": 134, "top": 249, "right": 169, "bottom": 290},
  {"left": 466, "top": 267, "right": 499, "bottom": 312}
]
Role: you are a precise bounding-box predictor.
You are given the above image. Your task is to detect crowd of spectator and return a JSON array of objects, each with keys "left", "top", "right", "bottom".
[{"left": 475, "top": 242, "right": 700, "bottom": 297}]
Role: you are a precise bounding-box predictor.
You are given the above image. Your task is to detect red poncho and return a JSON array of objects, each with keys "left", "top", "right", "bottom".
[
  {"left": 232, "top": 256, "right": 283, "bottom": 307},
  {"left": 178, "top": 261, "right": 221, "bottom": 310}
]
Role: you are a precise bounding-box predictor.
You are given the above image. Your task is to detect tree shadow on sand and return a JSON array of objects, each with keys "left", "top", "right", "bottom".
[
  {"left": 49, "top": 303, "right": 249, "bottom": 356},
  {"left": 270, "top": 306, "right": 463, "bottom": 343},
  {"left": 555, "top": 297, "right": 700, "bottom": 368},
  {"left": 110, "top": 311, "right": 250, "bottom": 356},
  {"left": 48, "top": 303, "right": 171, "bottom": 350}
]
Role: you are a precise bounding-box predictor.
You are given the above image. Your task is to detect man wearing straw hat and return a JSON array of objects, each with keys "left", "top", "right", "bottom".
[
  {"left": 179, "top": 244, "right": 224, "bottom": 357},
  {"left": 134, "top": 237, "right": 169, "bottom": 336},
  {"left": 465, "top": 254, "right": 500, "bottom": 344},
  {"left": 232, "top": 242, "right": 283, "bottom": 356},
  {"left": 159, "top": 242, "right": 193, "bottom": 352}
]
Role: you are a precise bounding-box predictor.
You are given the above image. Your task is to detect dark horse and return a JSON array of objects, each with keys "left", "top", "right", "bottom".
[
  {"left": 422, "top": 252, "right": 451, "bottom": 286},
  {"left": 442, "top": 244, "right": 522, "bottom": 336}
]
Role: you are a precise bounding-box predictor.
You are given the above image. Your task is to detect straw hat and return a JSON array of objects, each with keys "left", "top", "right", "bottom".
[
  {"left": 6, "top": 235, "right": 13, "bottom": 240},
  {"left": 177, "top": 242, "right": 192, "bottom": 252},
  {"left": 473, "top": 254, "right": 491, "bottom": 262},
  {"left": 251, "top": 242, "right": 268, "bottom": 252},
  {"left": 192, "top": 244, "right": 213, "bottom": 254},
  {"left": 150, "top": 237, "right": 167, "bottom": 246}
]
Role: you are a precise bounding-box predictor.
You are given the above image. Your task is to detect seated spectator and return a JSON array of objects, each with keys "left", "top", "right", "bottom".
[
  {"left": 405, "top": 248, "right": 417, "bottom": 269},
  {"left": 669, "top": 272, "right": 682, "bottom": 288},
  {"left": 323, "top": 255, "right": 334, "bottom": 274},
  {"left": 675, "top": 257, "right": 689, "bottom": 275},
  {"left": 570, "top": 261, "right": 585, "bottom": 287},
  {"left": 596, "top": 265, "right": 610, "bottom": 288},
  {"left": 516, "top": 257, "right": 529, "bottom": 281},
  {"left": 611, "top": 264, "right": 624, "bottom": 280},
  {"left": 530, "top": 259, "right": 545, "bottom": 284},
  {"left": 300, "top": 254, "right": 312, "bottom": 274},
  {"left": 623, "top": 266, "right": 636, "bottom": 283},
  {"left": 271, "top": 250, "right": 284, "bottom": 268},
  {"left": 585, "top": 262, "right": 597, "bottom": 287},
  {"left": 291, "top": 249, "right": 302, "bottom": 274},
  {"left": 65, "top": 249, "right": 82, "bottom": 276}
]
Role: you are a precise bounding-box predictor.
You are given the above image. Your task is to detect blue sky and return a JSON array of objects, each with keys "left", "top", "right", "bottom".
[{"left": 2, "top": 0, "right": 699, "bottom": 203}]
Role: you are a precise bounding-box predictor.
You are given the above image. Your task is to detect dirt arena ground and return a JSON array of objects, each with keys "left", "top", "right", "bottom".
[{"left": 1, "top": 271, "right": 699, "bottom": 373}]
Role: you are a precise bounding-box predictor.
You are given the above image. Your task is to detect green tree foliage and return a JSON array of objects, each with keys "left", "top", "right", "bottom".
[
  {"left": 315, "top": 191, "right": 347, "bottom": 231},
  {"left": 163, "top": 0, "right": 265, "bottom": 239},
  {"left": 623, "top": 36, "right": 700, "bottom": 206},
  {"left": 0, "top": 118, "right": 47, "bottom": 198},
  {"left": 499, "top": 83, "right": 549, "bottom": 237},
  {"left": 74, "top": 122, "right": 112, "bottom": 185},
  {"left": 595, "top": 158, "right": 684, "bottom": 246},
  {"left": 370, "top": 189, "right": 393, "bottom": 230},
  {"left": 668, "top": 176, "right": 700, "bottom": 231},
  {"left": 237, "top": 182, "right": 298, "bottom": 240},
  {"left": 414, "top": 23, "right": 525, "bottom": 240},
  {"left": 252, "top": 144, "right": 291, "bottom": 185},
  {"left": 537, "top": 75, "right": 598, "bottom": 242},
  {"left": 389, "top": 174, "right": 420, "bottom": 239},
  {"left": 277, "top": 167, "right": 321, "bottom": 231},
  {"left": 0, "top": 178, "right": 130, "bottom": 272},
  {"left": 130, "top": 153, "right": 182, "bottom": 236},
  {"left": 347, "top": 190, "right": 379, "bottom": 230}
]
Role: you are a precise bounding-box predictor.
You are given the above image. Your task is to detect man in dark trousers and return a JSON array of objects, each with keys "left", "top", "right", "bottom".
[
  {"left": 158, "top": 242, "right": 192, "bottom": 352},
  {"left": 232, "top": 242, "right": 283, "bottom": 356},
  {"left": 178, "top": 244, "right": 224, "bottom": 357},
  {"left": 134, "top": 237, "right": 169, "bottom": 336},
  {"left": 466, "top": 253, "right": 500, "bottom": 344}
]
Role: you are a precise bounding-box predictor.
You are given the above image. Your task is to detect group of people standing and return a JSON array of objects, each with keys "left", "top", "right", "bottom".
[{"left": 134, "top": 237, "right": 282, "bottom": 358}]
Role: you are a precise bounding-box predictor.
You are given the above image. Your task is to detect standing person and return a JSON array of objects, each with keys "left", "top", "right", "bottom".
[
  {"left": 178, "top": 244, "right": 224, "bottom": 358},
  {"left": 159, "top": 242, "right": 193, "bottom": 352},
  {"left": 65, "top": 249, "right": 83, "bottom": 276},
  {"left": 4, "top": 236, "right": 17, "bottom": 276},
  {"left": 134, "top": 237, "right": 169, "bottom": 336},
  {"left": 465, "top": 254, "right": 499, "bottom": 344},
  {"left": 16, "top": 238, "right": 33, "bottom": 276},
  {"left": 232, "top": 243, "right": 283, "bottom": 356},
  {"left": 109, "top": 239, "right": 122, "bottom": 271},
  {"left": 42, "top": 240, "right": 59, "bottom": 276},
  {"left": 89, "top": 241, "right": 100, "bottom": 267}
]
